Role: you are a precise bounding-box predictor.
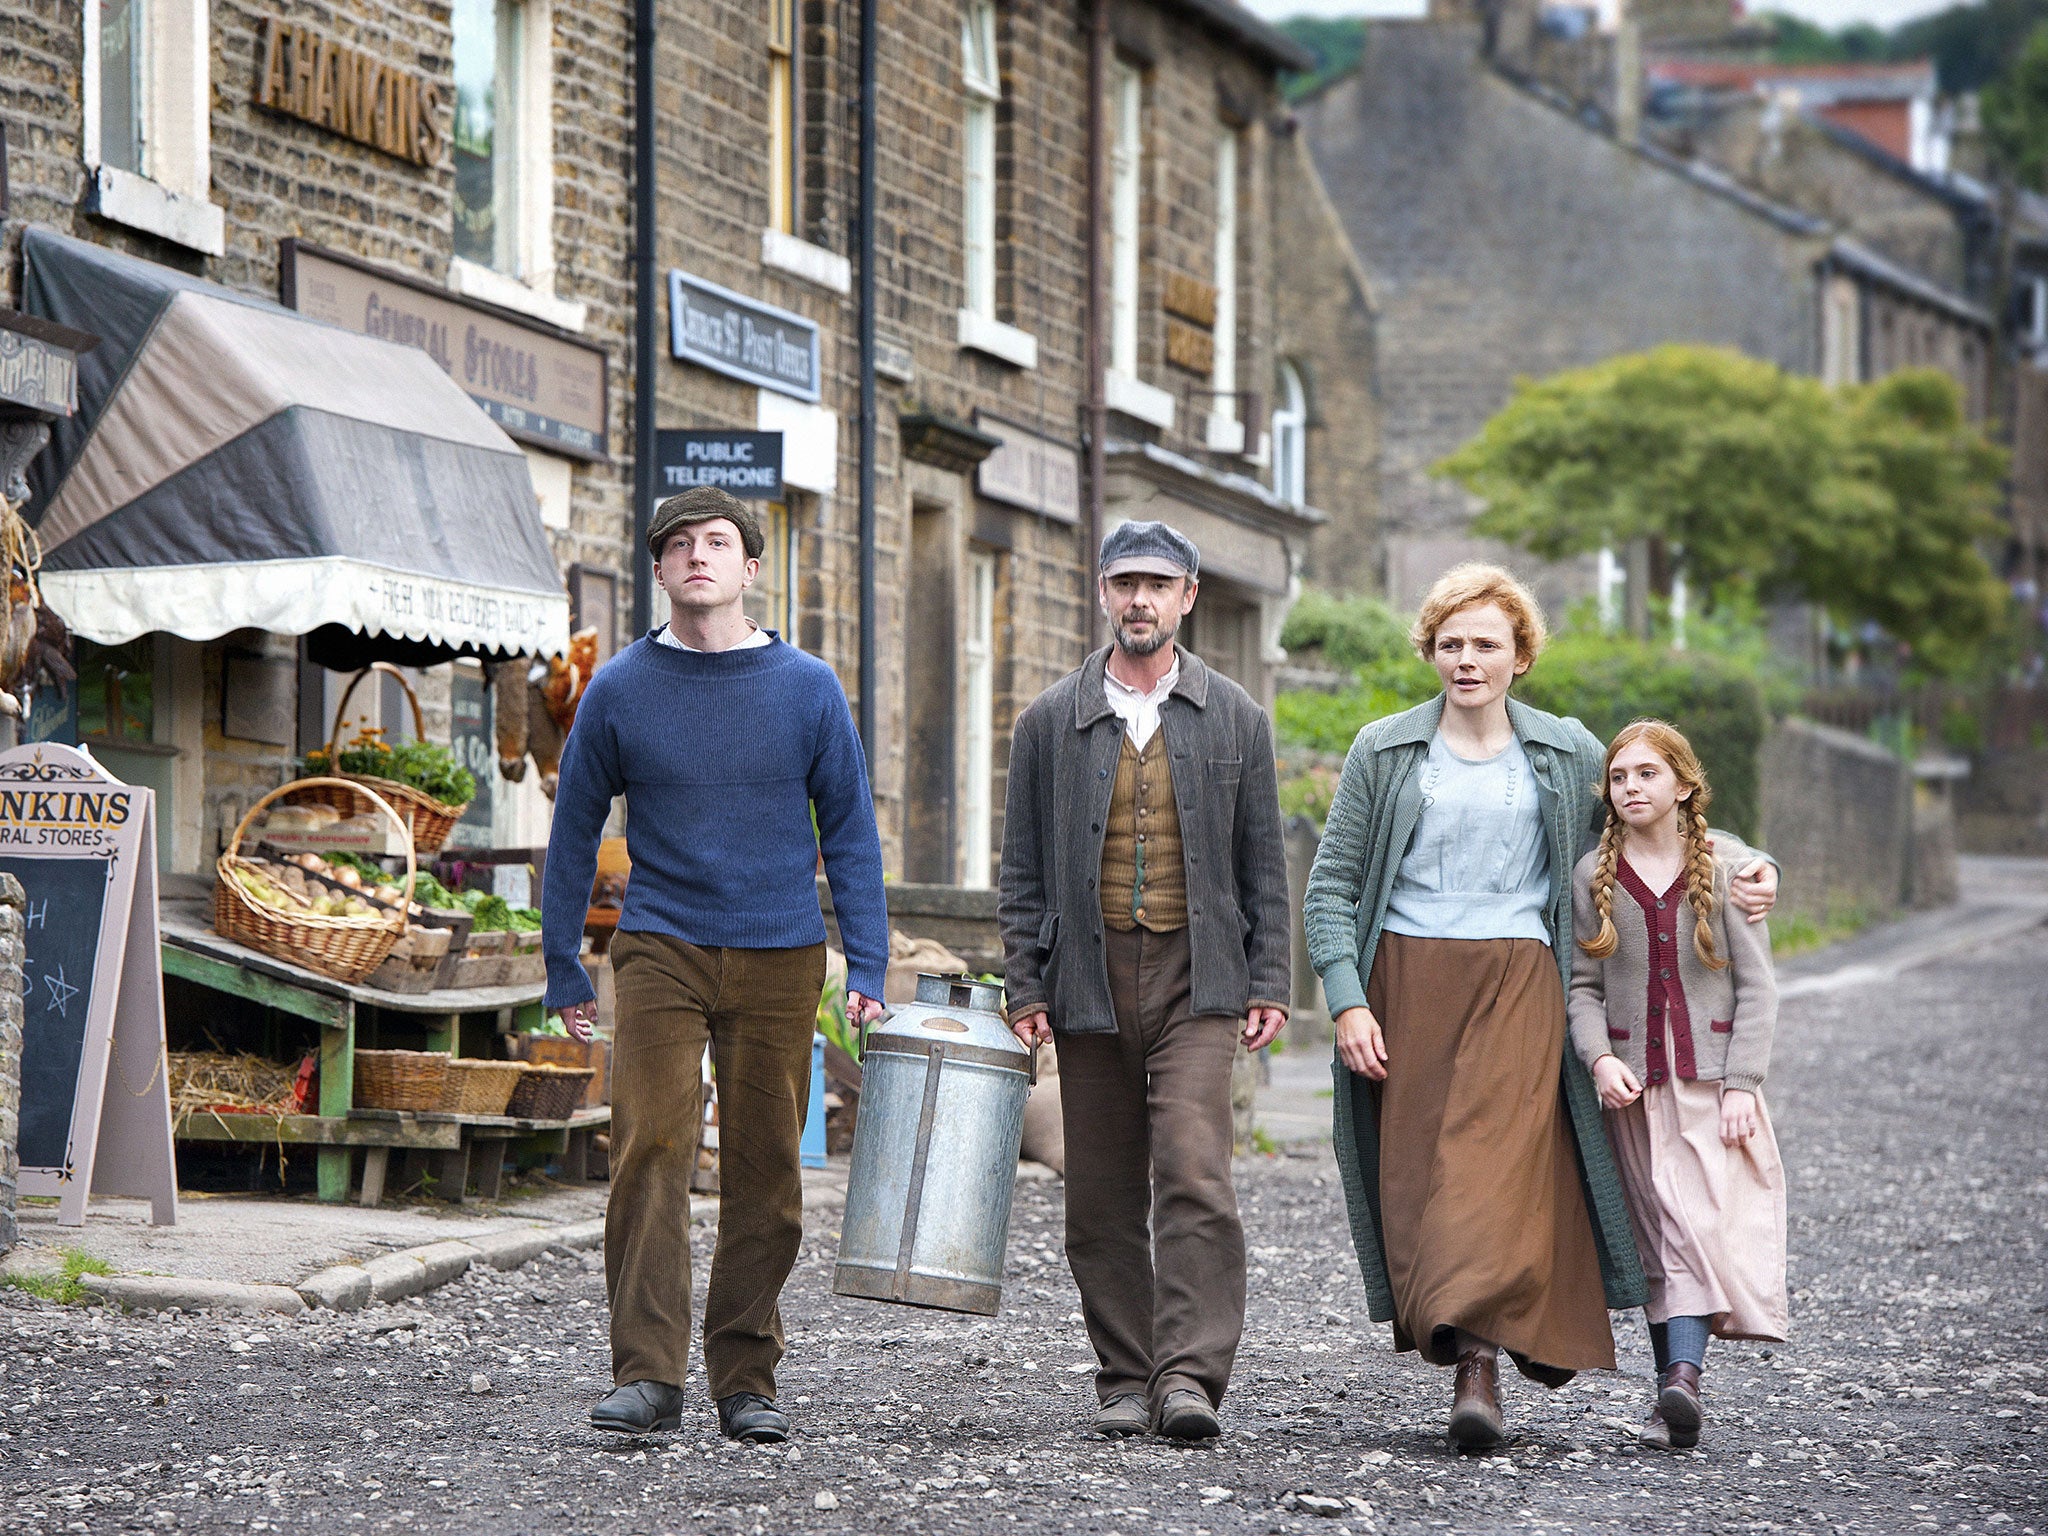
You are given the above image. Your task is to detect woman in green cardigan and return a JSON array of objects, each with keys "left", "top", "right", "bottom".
[{"left": 1302, "top": 564, "right": 1778, "bottom": 1451}]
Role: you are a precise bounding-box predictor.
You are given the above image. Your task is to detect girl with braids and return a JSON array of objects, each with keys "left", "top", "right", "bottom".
[
  {"left": 1569, "top": 720, "right": 1788, "bottom": 1453},
  {"left": 1306, "top": 566, "right": 1780, "bottom": 1454}
]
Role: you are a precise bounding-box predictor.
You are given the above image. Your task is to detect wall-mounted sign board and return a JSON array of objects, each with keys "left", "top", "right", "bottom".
[
  {"left": 253, "top": 18, "right": 443, "bottom": 168},
  {"left": 656, "top": 429, "right": 784, "bottom": 500},
  {"left": 668, "top": 270, "right": 821, "bottom": 402},
  {"left": 282, "top": 240, "right": 610, "bottom": 460},
  {"left": 2, "top": 743, "right": 176, "bottom": 1228},
  {"left": 974, "top": 412, "right": 1081, "bottom": 525}
]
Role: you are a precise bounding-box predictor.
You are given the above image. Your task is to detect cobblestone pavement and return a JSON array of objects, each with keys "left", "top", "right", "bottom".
[{"left": 3, "top": 920, "right": 2044, "bottom": 1535}]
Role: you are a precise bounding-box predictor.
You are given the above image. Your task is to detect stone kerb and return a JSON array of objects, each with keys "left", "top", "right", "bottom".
[{"left": 0, "top": 871, "right": 24, "bottom": 1255}]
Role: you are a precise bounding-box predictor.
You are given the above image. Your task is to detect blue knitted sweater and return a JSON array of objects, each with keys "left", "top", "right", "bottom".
[{"left": 540, "top": 632, "right": 888, "bottom": 1008}]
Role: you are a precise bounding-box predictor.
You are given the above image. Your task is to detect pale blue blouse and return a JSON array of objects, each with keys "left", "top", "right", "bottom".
[{"left": 1380, "top": 732, "right": 1553, "bottom": 945}]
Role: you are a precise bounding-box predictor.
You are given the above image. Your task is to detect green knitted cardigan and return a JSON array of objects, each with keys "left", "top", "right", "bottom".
[{"left": 1303, "top": 693, "right": 1649, "bottom": 1321}]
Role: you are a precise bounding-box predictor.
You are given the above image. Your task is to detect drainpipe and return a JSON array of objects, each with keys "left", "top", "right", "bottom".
[
  {"left": 1084, "top": 0, "right": 1108, "bottom": 649},
  {"left": 857, "top": 0, "right": 879, "bottom": 768},
  {"left": 630, "top": 0, "right": 658, "bottom": 637}
]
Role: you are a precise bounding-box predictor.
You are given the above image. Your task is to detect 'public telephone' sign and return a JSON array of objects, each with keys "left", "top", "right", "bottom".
[{"left": 656, "top": 430, "right": 784, "bottom": 501}]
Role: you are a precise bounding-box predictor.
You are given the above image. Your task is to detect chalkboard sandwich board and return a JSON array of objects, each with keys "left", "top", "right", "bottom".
[{"left": 1, "top": 743, "right": 176, "bottom": 1228}]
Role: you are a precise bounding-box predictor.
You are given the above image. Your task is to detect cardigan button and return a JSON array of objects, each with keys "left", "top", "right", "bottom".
[{"left": 1660, "top": 969, "right": 1671, "bottom": 979}]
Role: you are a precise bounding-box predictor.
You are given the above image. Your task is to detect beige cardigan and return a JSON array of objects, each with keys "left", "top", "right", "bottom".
[{"left": 1567, "top": 848, "right": 1778, "bottom": 1094}]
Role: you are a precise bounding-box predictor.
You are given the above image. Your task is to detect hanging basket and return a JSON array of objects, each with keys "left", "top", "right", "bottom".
[
  {"left": 214, "top": 777, "right": 416, "bottom": 984},
  {"left": 299, "top": 662, "right": 471, "bottom": 854}
]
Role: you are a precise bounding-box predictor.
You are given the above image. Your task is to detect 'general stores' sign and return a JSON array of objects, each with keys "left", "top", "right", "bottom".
[
  {"left": 281, "top": 241, "right": 609, "bottom": 460},
  {"left": 668, "top": 270, "right": 820, "bottom": 402}
]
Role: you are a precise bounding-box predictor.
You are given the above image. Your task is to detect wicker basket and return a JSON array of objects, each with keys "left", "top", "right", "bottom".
[
  {"left": 215, "top": 779, "right": 416, "bottom": 984},
  {"left": 353, "top": 1049, "right": 451, "bottom": 1112},
  {"left": 299, "top": 663, "right": 470, "bottom": 854},
  {"left": 506, "top": 1065, "right": 595, "bottom": 1122},
  {"left": 439, "top": 1058, "right": 526, "bottom": 1117}
]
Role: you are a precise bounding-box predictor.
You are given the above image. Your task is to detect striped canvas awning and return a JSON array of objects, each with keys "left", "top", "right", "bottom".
[{"left": 20, "top": 228, "right": 569, "bottom": 658}]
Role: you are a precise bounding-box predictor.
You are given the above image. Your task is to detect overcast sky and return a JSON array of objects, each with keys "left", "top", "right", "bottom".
[{"left": 1244, "top": 0, "right": 1959, "bottom": 31}]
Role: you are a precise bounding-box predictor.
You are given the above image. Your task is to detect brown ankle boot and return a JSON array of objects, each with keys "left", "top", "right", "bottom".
[
  {"left": 1656, "top": 1362, "right": 1702, "bottom": 1449},
  {"left": 1448, "top": 1348, "right": 1504, "bottom": 1452}
]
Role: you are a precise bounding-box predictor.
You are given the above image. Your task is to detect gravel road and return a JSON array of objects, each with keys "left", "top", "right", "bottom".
[{"left": 3, "top": 925, "right": 2043, "bottom": 1535}]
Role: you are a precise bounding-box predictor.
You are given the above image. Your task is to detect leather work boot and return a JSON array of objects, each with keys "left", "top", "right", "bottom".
[
  {"left": 1155, "top": 1389, "right": 1223, "bottom": 1441},
  {"left": 589, "top": 1380, "right": 685, "bottom": 1435},
  {"left": 1092, "top": 1394, "right": 1151, "bottom": 1438},
  {"left": 1640, "top": 1408, "right": 1675, "bottom": 1450},
  {"left": 1655, "top": 1363, "right": 1702, "bottom": 1449},
  {"left": 717, "top": 1392, "right": 791, "bottom": 1444},
  {"left": 1447, "top": 1349, "right": 1505, "bottom": 1452}
]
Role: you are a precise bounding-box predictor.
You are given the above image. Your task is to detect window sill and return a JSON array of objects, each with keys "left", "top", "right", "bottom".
[
  {"left": 761, "top": 230, "right": 852, "bottom": 295},
  {"left": 1204, "top": 413, "right": 1245, "bottom": 455},
  {"left": 957, "top": 309, "right": 1039, "bottom": 370},
  {"left": 1104, "top": 370, "right": 1175, "bottom": 431},
  {"left": 447, "top": 257, "right": 590, "bottom": 332},
  {"left": 85, "top": 165, "right": 225, "bottom": 256}
]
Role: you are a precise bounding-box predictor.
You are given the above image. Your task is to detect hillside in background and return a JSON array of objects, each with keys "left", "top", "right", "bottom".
[
  {"left": 1759, "top": 1, "right": 2045, "bottom": 94},
  {"left": 1274, "top": 5, "right": 2048, "bottom": 99},
  {"left": 1278, "top": 15, "right": 1368, "bottom": 100}
]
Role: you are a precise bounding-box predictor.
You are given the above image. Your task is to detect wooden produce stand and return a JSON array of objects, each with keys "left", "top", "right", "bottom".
[{"left": 159, "top": 904, "right": 604, "bottom": 1205}]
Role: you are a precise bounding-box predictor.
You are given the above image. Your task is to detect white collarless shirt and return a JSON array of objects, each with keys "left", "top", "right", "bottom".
[
  {"left": 655, "top": 622, "right": 774, "bottom": 653},
  {"left": 1102, "top": 655, "right": 1179, "bottom": 749}
]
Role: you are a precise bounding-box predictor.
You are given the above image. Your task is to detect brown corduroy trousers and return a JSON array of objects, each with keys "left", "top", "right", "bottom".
[
  {"left": 1054, "top": 923, "right": 1246, "bottom": 1411},
  {"left": 605, "top": 929, "right": 826, "bottom": 1400}
]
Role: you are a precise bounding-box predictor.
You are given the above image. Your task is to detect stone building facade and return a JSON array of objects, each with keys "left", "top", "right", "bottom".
[
  {"left": 1297, "top": 19, "right": 2001, "bottom": 614},
  {"left": 4, "top": 0, "right": 1355, "bottom": 897},
  {"left": 1, "top": 0, "right": 636, "bottom": 870}
]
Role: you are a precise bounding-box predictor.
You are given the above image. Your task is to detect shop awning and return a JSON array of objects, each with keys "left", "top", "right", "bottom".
[{"left": 20, "top": 228, "right": 569, "bottom": 658}]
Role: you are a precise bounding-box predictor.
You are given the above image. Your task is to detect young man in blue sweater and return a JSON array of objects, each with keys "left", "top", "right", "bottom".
[{"left": 541, "top": 486, "right": 887, "bottom": 1441}]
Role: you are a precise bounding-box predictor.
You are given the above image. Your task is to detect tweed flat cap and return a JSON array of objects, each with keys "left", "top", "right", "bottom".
[
  {"left": 648, "top": 486, "right": 765, "bottom": 560},
  {"left": 1099, "top": 519, "right": 1200, "bottom": 579}
]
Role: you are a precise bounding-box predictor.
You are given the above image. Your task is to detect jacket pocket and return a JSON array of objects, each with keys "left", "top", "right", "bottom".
[
  {"left": 1209, "top": 756, "right": 1242, "bottom": 785},
  {"left": 1709, "top": 1019, "right": 1733, "bottom": 1034},
  {"left": 1607, "top": 1027, "right": 1632, "bottom": 1041},
  {"left": 1037, "top": 909, "right": 1060, "bottom": 956}
]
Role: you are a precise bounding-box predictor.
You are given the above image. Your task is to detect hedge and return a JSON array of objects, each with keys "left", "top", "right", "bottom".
[{"left": 1274, "top": 629, "right": 1769, "bottom": 841}]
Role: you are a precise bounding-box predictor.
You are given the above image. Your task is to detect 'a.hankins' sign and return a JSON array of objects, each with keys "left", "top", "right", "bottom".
[{"left": 1, "top": 744, "right": 176, "bottom": 1229}]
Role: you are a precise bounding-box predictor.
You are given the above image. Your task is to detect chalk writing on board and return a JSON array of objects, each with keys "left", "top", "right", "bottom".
[
  {"left": 44, "top": 964, "right": 78, "bottom": 1019},
  {"left": 1, "top": 855, "right": 111, "bottom": 1172}
]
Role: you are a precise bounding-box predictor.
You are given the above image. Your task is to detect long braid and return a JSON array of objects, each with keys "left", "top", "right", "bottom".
[
  {"left": 1579, "top": 809, "right": 1625, "bottom": 959},
  {"left": 1682, "top": 796, "right": 1728, "bottom": 970}
]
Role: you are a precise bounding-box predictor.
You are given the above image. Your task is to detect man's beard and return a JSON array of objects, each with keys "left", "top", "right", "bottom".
[{"left": 1113, "top": 610, "right": 1179, "bottom": 657}]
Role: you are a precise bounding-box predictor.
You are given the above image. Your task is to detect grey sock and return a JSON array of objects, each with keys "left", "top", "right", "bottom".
[{"left": 1662, "top": 1315, "right": 1710, "bottom": 1370}]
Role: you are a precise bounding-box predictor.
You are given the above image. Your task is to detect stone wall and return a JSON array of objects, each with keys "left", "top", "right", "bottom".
[
  {"left": 1271, "top": 126, "right": 1381, "bottom": 591},
  {"left": 1758, "top": 718, "right": 1912, "bottom": 926},
  {"left": 1298, "top": 22, "right": 1825, "bottom": 606},
  {"left": 0, "top": 873, "right": 25, "bottom": 1254}
]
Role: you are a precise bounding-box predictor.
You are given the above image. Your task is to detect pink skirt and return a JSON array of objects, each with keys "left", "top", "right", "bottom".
[{"left": 1604, "top": 1043, "right": 1789, "bottom": 1342}]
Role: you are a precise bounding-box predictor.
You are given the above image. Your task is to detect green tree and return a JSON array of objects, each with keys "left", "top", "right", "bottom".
[{"left": 1436, "top": 346, "right": 2008, "bottom": 669}]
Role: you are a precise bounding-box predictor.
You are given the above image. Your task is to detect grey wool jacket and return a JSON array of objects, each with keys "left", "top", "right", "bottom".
[
  {"left": 997, "top": 646, "right": 1291, "bottom": 1034},
  {"left": 1567, "top": 849, "right": 1779, "bottom": 1094},
  {"left": 1302, "top": 693, "right": 1648, "bottom": 1318}
]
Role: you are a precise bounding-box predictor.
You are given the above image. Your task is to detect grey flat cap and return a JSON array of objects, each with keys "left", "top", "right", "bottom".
[{"left": 1100, "top": 519, "right": 1199, "bottom": 580}]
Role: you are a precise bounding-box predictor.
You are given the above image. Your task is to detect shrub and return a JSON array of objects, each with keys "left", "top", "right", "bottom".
[
  {"left": 1515, "top": 631, "right": 1769, "bottom": 842},
  {"left": 1273, "top": 626, "right": 1770, "bottom": 841}
]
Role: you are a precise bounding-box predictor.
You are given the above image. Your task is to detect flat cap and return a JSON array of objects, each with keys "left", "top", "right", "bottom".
[
  {"left": 1099, "top": 519, "right": 1199, "bottom": 580},
  {"left": 648, "top": 486, "right": 765, "bottom": 560}
]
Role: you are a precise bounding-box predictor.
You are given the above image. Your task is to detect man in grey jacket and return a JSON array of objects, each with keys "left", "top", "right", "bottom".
[{"left": 999, "top": 521, "right": 1291, "bottom": 1442}]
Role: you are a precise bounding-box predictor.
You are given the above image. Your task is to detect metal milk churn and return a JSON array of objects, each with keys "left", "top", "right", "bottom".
[{"left": 833, "top": 973, "right": 1032, "bottom": 1315}]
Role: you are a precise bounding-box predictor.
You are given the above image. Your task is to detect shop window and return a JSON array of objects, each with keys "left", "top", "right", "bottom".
[
  {"left": 1208, "top": 128, "right": 1240, "bottom": 441},
  {"left": 743, "top": 500, "right": 798, "bottom": 640},
  {"left": 960, "top": 548, "right": 997, "bottom": 889},
  {"left": 1109, "top": 60, "right": 1143, "bottom": 379},
  {"left": 81, "top": 0, "right": 222, "bottom": 253},
  {"left": 77, "top": 638, "right": 155, "bottom": 743},
  {"left": 769, "top": 0, "right": 797, "bottom": 236},
  {"left": 1272, "top": 360, "right": 1306, "bottom": 508},
  {"left": 962, "top": 1, "right": 1000, "bottom": 320}
]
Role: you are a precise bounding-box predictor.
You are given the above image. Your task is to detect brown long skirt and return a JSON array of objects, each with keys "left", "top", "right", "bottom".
[{"left": 1367, "top": 932, "right": 1615, "bottom": 1371}]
